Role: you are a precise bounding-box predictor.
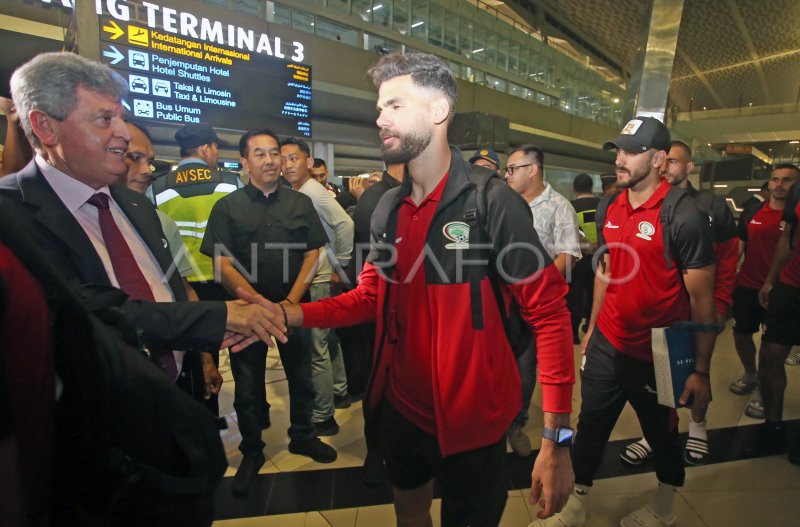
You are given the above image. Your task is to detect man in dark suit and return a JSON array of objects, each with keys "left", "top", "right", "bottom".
[{"left": 0, "top": 52, "right": 286, "bottom": 374}]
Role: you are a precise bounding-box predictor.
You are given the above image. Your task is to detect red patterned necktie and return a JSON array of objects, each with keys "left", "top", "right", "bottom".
[{"left": 86, "top": 193, "right": 178, "bottom": 380}]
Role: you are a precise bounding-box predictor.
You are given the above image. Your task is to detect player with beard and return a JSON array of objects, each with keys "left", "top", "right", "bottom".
[
  {"left": 620, "top": 140, "right": 738, "bottom": 467},
  {"left": 262, "top": 52, "right": 576, "bottom": 527},
  {"left": 536, "top": 117, "right": 716, "bottom": 527}
]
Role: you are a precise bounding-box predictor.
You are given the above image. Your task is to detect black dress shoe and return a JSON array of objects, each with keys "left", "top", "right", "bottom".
[
  {"left": 314, "top": 417, "right": 340, "bottom": 436},
  {"left": 289, "top": 437, "right": 337, "bottom": 463},
  {"left": 334, "top": 394, "right": 352, "bottom": 409},
  {"left": 742, "top": 423, "right": 788, "bottom": 458},
  {"left": 232, "top": 452, "right": 266, "bottom": 496},
  {"left": 362, "top": 450, "right": 386, "bottom": 486}
]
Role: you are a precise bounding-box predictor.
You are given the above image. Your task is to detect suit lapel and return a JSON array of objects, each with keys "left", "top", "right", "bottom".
[
  {"left": 110, "top": 186, "right": 186, "bottom": 300},
  {"left": 18, "top": 164, "right": 111, "bottom": 285}
]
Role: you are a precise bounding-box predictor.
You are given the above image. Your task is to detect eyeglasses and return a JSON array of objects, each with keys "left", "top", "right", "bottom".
[{"left": 504, "top": 163, "right": 532, "bottom": 176}]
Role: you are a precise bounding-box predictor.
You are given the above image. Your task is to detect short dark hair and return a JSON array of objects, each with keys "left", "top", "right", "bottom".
[
  {"left": 179, "top": 146, "right": 198, "bottom": 158},
  {"left": 125, "top": 118, "right": 152, "bottom": 142},
  {"left": 773, "top": 163, "right": 800, "bottom": 176},
  {"left": 507, "top": 144, "right": 544, "bottom": 169},
  {"left": 238, "top": 129, "right": 280, "bottom": 158},
  {"left": 760, "top": 180, "right": 770, "bottom": 191},
  {"left": 671, "top": 140, "right": 692, "bottom": 157},
  {"left": 573, "top": 173, "right": 593, "bottom": 193},
  {"left": 282, "top": 137, "right": 311, "bottom": 157},
  {"left": 313, "top": 158, "right": 327, "bottom": 169},
  {"left": 368, "top": 52, "right": 458, "bottom": 122},
  {"left": 600, "top": 173, "right": 617, "bottom": 191}
]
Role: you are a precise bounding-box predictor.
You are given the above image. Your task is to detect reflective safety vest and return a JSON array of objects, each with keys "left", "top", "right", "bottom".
[{"left": 152, "top": 162, "right": 240, "bottom": 282}]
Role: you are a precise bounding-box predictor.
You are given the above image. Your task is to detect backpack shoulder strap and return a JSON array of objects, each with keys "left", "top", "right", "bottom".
[
  {"left": 595, "top": 191, "right": 621, "bottom": 245},
  {"left": 659, "top": 186, "right": 690, "bottom": 270}
]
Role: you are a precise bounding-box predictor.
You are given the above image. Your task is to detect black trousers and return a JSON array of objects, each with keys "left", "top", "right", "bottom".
[
  {"left": 567, "top": 255, "right": 595, "bottom": 336},
  {"left": 573, "top": 328, "right": 685, "bottom": 488}
]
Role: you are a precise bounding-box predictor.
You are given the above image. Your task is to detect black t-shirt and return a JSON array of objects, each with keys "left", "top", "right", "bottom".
[
  {"left": 201, "top": 184, "right": 327, "bottom": 302},
  {"left": 571, "top": 196, "right": 600, "bottom": 214}
]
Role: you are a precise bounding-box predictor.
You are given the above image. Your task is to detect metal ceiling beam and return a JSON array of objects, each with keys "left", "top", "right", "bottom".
[
  {"left": 675, "top": 49, "right": 726, "bottom": 108},
  {"left": 723, "top": 0, "right": 772, "bottom": 105},
  {"left": 671, "top": 48, "right": 800, "bottom": 82}
]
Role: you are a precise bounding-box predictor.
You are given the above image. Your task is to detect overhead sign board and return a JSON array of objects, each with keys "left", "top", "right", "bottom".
[{"left": 96, "top": 1, "right": 311, "bottom": 137}]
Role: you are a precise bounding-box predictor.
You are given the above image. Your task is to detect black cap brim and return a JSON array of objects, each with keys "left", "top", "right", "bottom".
[{"left": 602, "top": 136, "right": 646, "bottom": 153}]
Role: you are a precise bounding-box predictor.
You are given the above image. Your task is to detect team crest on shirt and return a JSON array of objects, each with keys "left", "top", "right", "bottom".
[
  {"left": 636, "top": 221, "right": 655, "bottom": 241},
  {"left": 443, "top": 221, "right": 470, "bottom": 249}
]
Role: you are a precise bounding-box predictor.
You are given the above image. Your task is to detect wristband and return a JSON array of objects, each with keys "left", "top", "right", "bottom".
[
  {"left": 278, "top": 302, "right": 289, "bottom": 329},
  {"left": 693, "top": 370, "right": 710, "bottom": 378}
]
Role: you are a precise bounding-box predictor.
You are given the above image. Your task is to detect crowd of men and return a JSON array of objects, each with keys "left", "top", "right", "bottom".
[{"left": 1, "top": 50, "right": 798, "bottom": 527}]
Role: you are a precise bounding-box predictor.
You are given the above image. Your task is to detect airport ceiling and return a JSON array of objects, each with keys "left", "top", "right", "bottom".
[{"left": 531, "top": 0, "right": 800, "bottom": 112}]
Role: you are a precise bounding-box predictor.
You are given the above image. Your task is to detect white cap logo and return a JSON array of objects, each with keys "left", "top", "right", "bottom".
[{"left": 621, "top": 119, "right": 643, "bottom": 135}]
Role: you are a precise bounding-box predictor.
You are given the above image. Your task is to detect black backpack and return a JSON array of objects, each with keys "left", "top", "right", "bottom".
[
  {"left": 462, "top": 165, "right": 534, "bottom": 357},
  {"left": 0, "top": 205, "right": 226, "bottom": 527}
]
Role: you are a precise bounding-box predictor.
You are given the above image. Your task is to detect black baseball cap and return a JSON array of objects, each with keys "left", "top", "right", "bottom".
[
  {"left": 174, "top": 123, "right": 228, "bottom": 149},
  {"left": 602, "top": 116, "right": 671, "bottom": 154},
  {"left": 468, "top": 147, "right": 500, "bottom": 169}
]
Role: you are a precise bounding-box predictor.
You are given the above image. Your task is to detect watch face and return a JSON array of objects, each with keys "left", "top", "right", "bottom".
[{"left": 556, "top": 428, "right": 574, "bottom": 446}]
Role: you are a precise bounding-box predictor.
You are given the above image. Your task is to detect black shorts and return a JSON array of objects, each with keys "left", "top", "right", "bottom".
[
  {"left": 763, "top": 281, "right": 800, "bottom": 346},
  {"left": 732, "top": 285, "right": 766, "bottom": 334},
  {"left": 379, "top": 401, "right": 507, "bottom": 527}
]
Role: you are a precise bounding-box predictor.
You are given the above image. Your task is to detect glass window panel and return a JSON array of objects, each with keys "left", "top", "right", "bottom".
[
  {"left": 486, "top": 74, "right": 505, "bottom": 92},
  {"left": 411, "top": 0, "right": 429, "bottom": 41},
  {"left": 472, "top": 26, "right": 486, "bottom": 62},
  {"left": 316, "top": 17, "right": 360, "bottom": 47},
  {"left": 448, "top": 61, "right": 461, "bottom": 80},
  {"left": 394, "top": 0, "right": 410, "bottom": 35},
  {"left": 485, "top": 30, "right": 497, "bottom": 67},
  {"left": 509, "top": 82, "right": 524, "bottom": 99},
  {"left": 201, "top": 0, "right": 228, "bottom": 8},
  {"left": 292, "top": 8, "right": 315, "bottom": 34},
  {"left": 428, "top": 4, "right": 443, "bottom": 47},
  {"left": 328, "top": 0, "right": 350, "bottom": 14},
  {"left": 233, "top": 0, "right": 259, "bottom": 16},
  {"left": 372, "top": 1, "right": 391, "bottom": 27},
  {"left": 267, "top": 1, "right": 291, "bottom": 25},
  {"left": 507, "top": 42, "right": 519, "bottom": 75},
  {"left": 444, "top": 15, "right": 458, "bottom": 53},
  {"left": 352, "top": 0, "right": 373, "bottom": 21},
  {"left": 459, "top": 16, "right": 472, "bottom": 58},
  {"left": 365, "top": 33, "right": 402, "bottom": 54}
]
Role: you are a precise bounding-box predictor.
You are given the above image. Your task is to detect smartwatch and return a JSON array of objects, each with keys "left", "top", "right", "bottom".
[{"left": 542, "top": 426, "right": 575, "bottom": 447}]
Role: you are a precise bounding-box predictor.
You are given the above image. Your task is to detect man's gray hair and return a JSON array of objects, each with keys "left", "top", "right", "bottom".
[{"left": 11, "top": 52, "right": 128, "bottom": 146}]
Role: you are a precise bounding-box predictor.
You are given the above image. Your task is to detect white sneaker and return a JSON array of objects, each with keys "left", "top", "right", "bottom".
[
  {"left": 528, "top": 494, "right": 586, "bottom": 527},
  {"left": 620, "top": 505, "right": 675, "bottom": 527}
]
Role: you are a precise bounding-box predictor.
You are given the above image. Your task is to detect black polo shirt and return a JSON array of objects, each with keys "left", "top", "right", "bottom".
[{"left": 201, "top": 183, "right": 327, "bottom": 302}]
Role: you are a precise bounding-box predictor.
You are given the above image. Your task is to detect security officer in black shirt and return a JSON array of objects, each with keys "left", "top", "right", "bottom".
[{"left": 202, "top": 129, "right": 337, "bottom": 497}]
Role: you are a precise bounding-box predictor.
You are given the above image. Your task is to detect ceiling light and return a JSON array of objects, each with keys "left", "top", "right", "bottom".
[
  {"left": 411, "top": 21, "right": 424, "bottom": 28},
  {"left": 372, "top": 4, "right": 383, "bottom": 10},
  {"left": 612, "top": 97, "right": 620, "bottom": 103},
  {"left": 472, "top": 48, "right": 484, "bottom": 53},
  {"left": 713, "top": 184, "right": 728, "bottom": 188},
  {"left": 790, "top": 140, "right": 799, "bottom": 144}
]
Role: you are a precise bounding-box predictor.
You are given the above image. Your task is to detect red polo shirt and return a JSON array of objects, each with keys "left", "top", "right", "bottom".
[
  {"left": 385, "top": 173, "right": 448, "bottom": 434},
  {"left": 779, "top": 198, "right": 800, "bottom": 288},
  {"left": 597, "top": 180, "right": 712, "bottom": 360},
  {"left": 738, "top": 203, "right": 785, "bottom": 290}
]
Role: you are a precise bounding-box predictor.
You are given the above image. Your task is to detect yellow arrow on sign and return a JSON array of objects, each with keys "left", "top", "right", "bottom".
[{"left": 103, "top": 20, "right": 124, "bottom": 40}]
